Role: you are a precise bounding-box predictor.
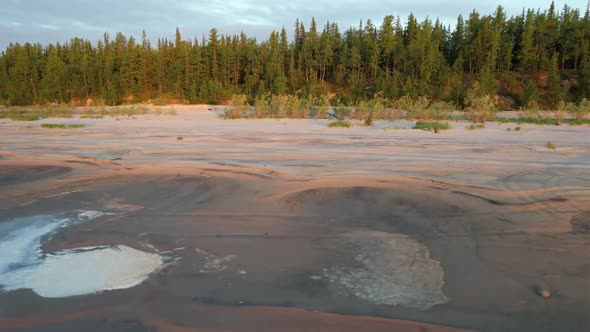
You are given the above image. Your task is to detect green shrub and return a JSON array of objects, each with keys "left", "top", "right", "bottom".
[
  {"left": 225, "top": 94, "right": 251, "bottom": 119},
  {"left": 546, "top": 141, "right": 556, "bottom": 150},
  {"left": 413, "top": 121, "right": 451, "bottom": 132},
  {"left": 315, "top": 94, "right": 331, "bottom": 119},
  {"left": 334, "top": 107, "right": 352, "bottom": 119},
  {"left": 574, "top": 98, "right": 590, "bottom": 123},
  {"left": 396, "top": 95, "right": 431, "bottom": 119},
  {"left": 41, "top": 123, "right": 85, "bottom": 129},
  {"left": 255, "top": 94, "right": 270, "bottom": 118},
  {"left": 555, "top": 101, "right": 574, "bottom": 125},
  {"left": 329, "top": 121, "right": 351, "bottom": 128},
  {"left": 464, "top": 93, "right": 497, "bottom": 123},
  {"left": 41, "top": 123, "right": 66, "bottom": 128}
]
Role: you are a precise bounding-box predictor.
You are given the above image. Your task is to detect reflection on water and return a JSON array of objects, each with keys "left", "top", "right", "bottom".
[{"left": 0, "top": 211, "right": 163, "bottom": 298}]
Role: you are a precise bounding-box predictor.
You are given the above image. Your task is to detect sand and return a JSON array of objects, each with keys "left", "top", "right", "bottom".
[{"left": 0, "top": 106, "right": 589, "bottom": 331}]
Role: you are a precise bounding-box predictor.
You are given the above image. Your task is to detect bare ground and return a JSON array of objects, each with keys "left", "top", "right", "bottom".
[{"left": 0, "top": 106, "right": 589, "bottom": 331}]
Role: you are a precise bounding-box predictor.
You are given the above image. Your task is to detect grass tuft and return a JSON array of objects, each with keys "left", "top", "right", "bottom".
[
  {"left": 546, "top": 141, "right": 556, "bottom": 150},
  {"left": 413, "top": 121, "right": 451, "bottom": 132},
  {"left": 41, "top": 123, "right": 85, "bottom": 129},
  {"left": 41, "top": 123, "right": 66, "bottom": 129},
  {"left": 466, "top": 123, "right": 485, "bottom": 130},
  {"left": 328, "top": 120, "right": 351, "bottom": 128}
]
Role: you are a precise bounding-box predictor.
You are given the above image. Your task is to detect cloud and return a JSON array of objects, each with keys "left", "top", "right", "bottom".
[{"left": 0, "top": 0, "right": 580, "bottom": 50}]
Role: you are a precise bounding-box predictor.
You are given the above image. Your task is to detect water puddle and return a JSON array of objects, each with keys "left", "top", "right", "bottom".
[{"left": 0, "top": 211, "right": 163, "bottom": 298}]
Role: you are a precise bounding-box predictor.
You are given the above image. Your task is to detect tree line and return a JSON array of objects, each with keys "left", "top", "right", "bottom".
[{"left": 0, "top": 2, "right": 589, "bottom": 109}]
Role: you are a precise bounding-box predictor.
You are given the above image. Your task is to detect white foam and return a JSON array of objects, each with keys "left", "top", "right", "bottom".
[
  {"left": 3, "top": 245, "right": 163, "bottom": 297},
  {"left": 0, "top": 213, "right": 163, "bottom": 298},
  {"left": 76, "top": 210, "right": 106, "bottom": 220}
]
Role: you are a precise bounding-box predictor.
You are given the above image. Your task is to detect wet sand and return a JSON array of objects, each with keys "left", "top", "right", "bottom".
[{"left": 0, "top": 107, "right": 589, "bottom": 331}]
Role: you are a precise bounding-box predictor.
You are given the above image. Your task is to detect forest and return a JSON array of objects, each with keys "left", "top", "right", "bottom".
[{"left": 0, "top": 2, "right": 589, "bottom": 110}]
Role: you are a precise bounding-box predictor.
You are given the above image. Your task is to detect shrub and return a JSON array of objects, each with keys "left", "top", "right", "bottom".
[
  {"left": 41, "top": 123, "right": 66, "bottom": 128},
  {"left": 41, "top": 123, "right": 85, "bottom": 129},
  {"left": 369, "top": 97, "right": 386, "bottom": 120},
  {"left": 574, "top": 98, "right": 590, "bottom": 123},
  {"left": 329, "top": 121, "right": 351, "bottom": 128},
  {"left": 334, "top": 107, "right": 352, "bottom": 119},
  {"left": 396, "top": 95, "right": 431, "bottom": 119},
  {"left": 355, "top": 100, "right": 370, "bottom": 120},
  {"left": 364, "top": 112, "right": 374, "bottom": 126},
  {"left": 518, "top": 100, "right": 542, "bottom": 120},
  {"left": 413, "top": 121, "right": 451, "bottom": 132},
  {"left": 255, "top": 94, "right": 270, "bottom": 118},
  {"left": 427, "top": 101, "right": 456, "bottom": 120},
  {"left": 316, "top": 94, "right": 331, "bottom": 119},
  {"left": 464, "top": 94, "right": 497, "bottom": 123},
  {"left": 555, "top": 101, "right": 574, "bottom": 125},
  {"left": 546, "top": 141, "right": 556, "bottom": 150},
  {"left": 225, "top": 94, "right": 251, "bottom": 119}
]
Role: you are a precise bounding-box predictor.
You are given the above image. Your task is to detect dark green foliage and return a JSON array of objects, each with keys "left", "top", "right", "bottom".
[
  {"left": 41, "top": 123, "right": 66, "bottom": 128},
  {"left": 0, "top": 4, "right": 589, "bottom": 107}
]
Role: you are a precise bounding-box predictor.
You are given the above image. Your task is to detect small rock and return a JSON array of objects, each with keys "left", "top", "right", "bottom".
[
  {"left": 534, "top": 283, "right": 552, "bottom": 298},
  {"left": 539, "top": 289, "right": 551, "bottom": 298},
  {"left": 177, "top": 136, "right": 184, "bottom": 141}
]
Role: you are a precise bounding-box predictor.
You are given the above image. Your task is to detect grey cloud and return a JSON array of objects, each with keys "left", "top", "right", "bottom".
[{"left": 0, "top": 0, "right": 580, "bottom": 50}]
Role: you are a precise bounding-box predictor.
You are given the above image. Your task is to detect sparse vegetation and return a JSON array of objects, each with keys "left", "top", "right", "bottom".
[
  {"left": 328, "top": 121, "right": 351, "bottom": 128},
  {"left": 225, "top": 94, "right": 251, "bottom": 119},
  {"left": 464, "top": 90, "right": 497, "bottom": 123},
  {"left": 41, "top": 123, "right": 66, "bottom": 128},
  {"left": 413, "top": 121, "right": 451, "bottom": 132},
  {"left": 41, "top": 123, "right": 85, "bottom": 129},
  {"left": 546, "top": 141, "right": 556, "bottom": 150},
  {"left": 574, "top": 98, "right": 590, "bottom": 123},
  {"left": 0, "top": 107, "right": 73, "bottom": 121},
  {"left": 515, "top": 126, "right": 521, "bottom": 131},
  {"left": 80, "top": 105, "right": 176, "bottom": 118},
  {"left": 467, "top": 123, "right": 485, "bottom": 130}
]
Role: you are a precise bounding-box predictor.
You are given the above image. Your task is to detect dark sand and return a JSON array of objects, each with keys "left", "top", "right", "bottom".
[{"left": 0, "top": 107, "right": 589, "bottom": 331}]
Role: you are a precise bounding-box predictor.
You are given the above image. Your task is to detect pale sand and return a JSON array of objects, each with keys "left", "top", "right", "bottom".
[{"left": 0, "top": 106, "right": 589, "bottom": 331}]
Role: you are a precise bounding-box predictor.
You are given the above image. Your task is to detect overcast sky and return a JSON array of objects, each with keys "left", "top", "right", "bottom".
[{"left": 0, "top": 0, "right": 586, "bottom": 50}]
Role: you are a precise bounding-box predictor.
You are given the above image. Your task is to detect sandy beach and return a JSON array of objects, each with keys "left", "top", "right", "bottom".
[{"left": 0, "top": 106, "right": 589, "bottom": 331}]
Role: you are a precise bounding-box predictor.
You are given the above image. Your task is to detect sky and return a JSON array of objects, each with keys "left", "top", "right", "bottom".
[{"left": 0, "top": 0, "right": 586, "bottom": 50}]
